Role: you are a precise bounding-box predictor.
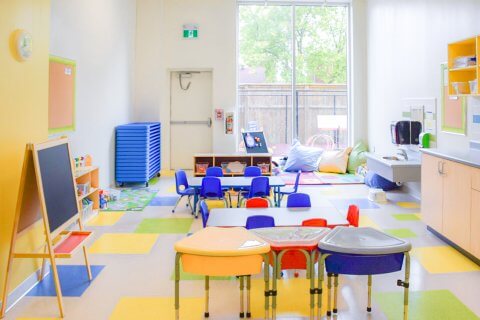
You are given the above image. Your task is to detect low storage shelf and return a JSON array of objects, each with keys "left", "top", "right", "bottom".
[{"left": 193, "top": 153, "right": 272, "bottom": 177}]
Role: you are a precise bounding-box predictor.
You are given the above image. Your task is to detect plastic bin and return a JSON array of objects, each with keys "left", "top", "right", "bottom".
[
  {"left": 195, "top": 162, "right": 209, "bottom": 174},
  {"left": 452, "top": 82, "right": 469, "bottom": 95},
  {"left": 469, "top": 79, "right": 478, "bottom": 94},
  {"left": 453, "top": 55, "right": 476, "bottom": 68}
]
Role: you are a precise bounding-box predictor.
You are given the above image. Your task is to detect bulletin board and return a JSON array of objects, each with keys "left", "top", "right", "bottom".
[
  {"left": 242, "top": 131, "right": 269, "bottom": 154},
  {"left": 441, "top": 63, "right": 467, "bottom": 135},
  {"left": 49, "top": 56, "right": 76, "bottom": 133}
]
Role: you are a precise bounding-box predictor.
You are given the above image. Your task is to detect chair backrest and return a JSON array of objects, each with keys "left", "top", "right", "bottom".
[
  {"left": 292, "top": 170, "right": 302, "bottom": 192},
  {"left": 248, "top": 176, "right": 270, "bottom": 198},
  {"left": 175, "top": 170, "right": 189, "bottom": 194},
  {"left": 200, "top": 177, "right": 223, "bottom": 198},
  {"left": 287, "top": 193, "right": 311, "bottom": 208},
  {"left": 347, "top": 205, "right": 360, "bottom": 227},
  {"left": 246, "top": 197, "right": 269, "bottom": 208},
  {"left": 302, "top": 218, "right": 327, "bottom": 227},
  {"left": 244, "top": 166, "right": 261, "bottom": 177},
  {"left": 199, "top": 200, "right": 209, "bottom": 228},
  {"left": 206, "top": 166, "right": 224, "bottom": 177},
  {"left": 246, "top": 215, "right": 275, "bottom": 229}
]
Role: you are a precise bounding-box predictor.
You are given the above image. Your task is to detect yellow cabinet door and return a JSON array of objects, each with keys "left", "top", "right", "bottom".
[
  {"left": 421, "top": 154, "right": 444, "bottom": 232},
  {"left": 442, "top": 159, "right": 472, "bottom": 251},
  {"left": 471, "top": 189, "right": 480, "bottom": 259}
]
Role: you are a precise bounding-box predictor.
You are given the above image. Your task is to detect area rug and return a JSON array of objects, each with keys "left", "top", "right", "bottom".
[
  {"left": 102, "top": 188, "right": 159, "bottom": 211},
  {"left": 278, "top": 171, "right": 364, "bottom": 185}
]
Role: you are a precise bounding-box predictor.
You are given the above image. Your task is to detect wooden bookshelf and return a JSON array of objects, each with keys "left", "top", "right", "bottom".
[
  {"left": 193, "top": 153, "right": 272, "bottom": 177},
  {"left": 75, "top": 166, "right": 99, "bottom": 222},
  {"left": 448, "top": 36, "right": 479, "bottom": 95}
]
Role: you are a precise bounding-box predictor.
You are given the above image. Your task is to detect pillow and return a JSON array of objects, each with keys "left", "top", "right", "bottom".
[
  {"left": 347, "top": 141, "right": 368, "bottom": 174},
  {"left": 284, "top": 141, "right": 323, "bottom": 172},
  {"left": 318, "top": 147, "right": 352, "bottom": 174}
]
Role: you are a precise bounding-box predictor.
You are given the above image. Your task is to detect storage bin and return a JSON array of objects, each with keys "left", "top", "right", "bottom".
[
  {"left": 452, "top": 82, "right": 469, "bottom": 95},
  {"left": 257, "top": 163, "right": 270, "bottom": 174},
  {"left": 221, "top": 161, "right": 247, "bottom": 174},
  {"left": 469, "top": 79, "right": 478, "bottom": 94},
  {"left": 453, "top": 55, "right": 476, "bottom": 68},
  {"left": 195, "top": 162, "right": 209, "bottom": 174},
  {"left": 77, "top": 182, "right": 90, "bottom": 196}
]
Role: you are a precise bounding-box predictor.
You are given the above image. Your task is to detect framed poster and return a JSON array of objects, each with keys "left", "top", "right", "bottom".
[{"left": 441, "top": 63, "right": 467, "bottom": 135}]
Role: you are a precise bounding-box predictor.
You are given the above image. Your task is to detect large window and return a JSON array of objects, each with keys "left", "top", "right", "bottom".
[{"left": 238, "top": 2, "right": 349, "bottom": 155}]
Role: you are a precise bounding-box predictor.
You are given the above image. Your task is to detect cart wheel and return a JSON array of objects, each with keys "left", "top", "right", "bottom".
[
  {"left": 157, "top": 172, "right": 161, "bottom": 177},
  {"left": 146, "top": 182, "right": 149, "bottom": 187}
]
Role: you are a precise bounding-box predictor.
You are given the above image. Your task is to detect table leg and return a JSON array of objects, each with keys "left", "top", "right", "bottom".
[
  {"left": 310, "top": 251, "right": 316, "bottom": 320},
  {"left": 175, "top": 253, "right": 181, "bottom": 320},
  {"left": 205, "top": 276, "right": 210, "bottom": 318},
  {"left": 317, "top": 254, "right": 329, "bottom": 320},
  {"left": 240, "top": 276, "right": 245, "bottom": 318},
  {"left": 272, "top": 251, "right": 278, "bottom": 320},
  {"left": 246, "top": 275, "right": 251, "bottom": 318},
  {"left": 263, "top": 253, "right": 270, "bottom": 320},
  {"left": 333, "top": 274, "right": 339, "bottom": 314},
  {"left": 403, "top": 252, "right": 411, "bottom": 320},
  {"left": 193, "top": 188, "right": 199, "bottom": 217},
  {"left": 327, "top": 273, "right": 332, "bottom": 317},
  {"left": 367, "top": 274, "right": 372, "bottom": 312}
]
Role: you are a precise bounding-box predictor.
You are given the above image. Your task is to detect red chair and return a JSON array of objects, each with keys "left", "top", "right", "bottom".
[
  {"left": 302, "top": 218, "right": 327, "bottom": 227},
  {"left": 347, "top": 205, "right": 360, "bottom": 227},
  {"left": 245, "top": 197, "right": 269, "bottom": 208}
]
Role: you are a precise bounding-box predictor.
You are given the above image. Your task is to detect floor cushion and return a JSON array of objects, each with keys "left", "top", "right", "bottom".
[
  {"left": 347, "top": 141, "right": 368, "bottom": 174},
  {"left": 284, "top": 141, "right": 323, "bottom": 172},
  {"left": 318, "top": 147, "right": 352, "bottom": 174}
]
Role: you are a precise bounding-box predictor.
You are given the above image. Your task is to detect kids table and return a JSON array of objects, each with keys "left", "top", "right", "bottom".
[
  {"left": 188, "top": 176, "right": 286, "bottom": 209},
  {"left": 251, "top": 227, "right": 330, "bottom": 320},
  {"left": 317, "top": 227, "right": 412, "bottom": 319},
  {"left": 174, "top": 227, "right": 271, "bottom": 319},
  {"left": 207, "top": 207, "right": 349, "bottom": 228}
]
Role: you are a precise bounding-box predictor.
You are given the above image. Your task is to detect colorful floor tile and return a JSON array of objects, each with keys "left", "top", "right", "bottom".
[
  {"left": 89, "top": 233, "right": 158, "bottom": 254},
  {"left": 330, "top": 198, "right": 379, "bottom": 210},
  {"left": 135, "top": 218, "right": 193, "bottom": 234},
  {"left": 384, "top": 228, "right": 417, "bottom": 238},
  {"left": 167, "top": 185, "right": 176, "bottom": 193},
  {"left": 374, "top": 290, "right": 479, "bottom": 320},
  {"left": 27, "top": 265, "right": 104, "bottom": 297},
  {"left": 110, "top": 297, "right": 204, "bottom": 320},
  {"left": 87, "top": 211, "right": 124, "bottom": 226},
  {"left": 148, "top": 196, "right": 179, "bottom": 206},
  {"left": 102, "top": 188, "right": 159, "bottom": 211},
  {"left": 396, "top": 201, "right": 421, "bottom": 209},
  {"left": 413, "top": 246, "right": 480, "bottom": 273},
  {"left": 359, "top": 215, "right": 381, "bottom": 229},
  {"left": 392, "top": 213, "right": 421, "bottom": 221}
]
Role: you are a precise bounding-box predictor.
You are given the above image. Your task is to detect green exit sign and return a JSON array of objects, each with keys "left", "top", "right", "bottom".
[{"left": 183, "top": 24, "right": 198, "bottom": 39}]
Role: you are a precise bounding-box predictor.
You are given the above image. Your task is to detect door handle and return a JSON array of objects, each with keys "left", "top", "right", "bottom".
[
  {"left": 207, "top": 117, "right": 212, "bottom": 128},
  {"left": 170, "top": 119, "right": 212, "bottom": 127}
]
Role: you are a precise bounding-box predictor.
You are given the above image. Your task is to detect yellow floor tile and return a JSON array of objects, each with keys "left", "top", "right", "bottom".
[
  {"left": 160, "top": 169, "right": 175, "bottom": 177},
  {"left": 359, "top": 215, "right": 381, "bottom": 229},
  {"left": 89, "top": 233, "right": 158, "bottom": 254},
  {"left": 87, "top": 212, "right": 125, "bottom": 226},
  {"left": 396, "top": 201, "right": 420, "bottom": 209},
  {"left": 110, "top": 297, "right": 204, "bottom": 320},
  {"left": 16, "top": 318, "right": 61, "bottom": 320},
  {"left": 167, "top": 185, "right": 176, "bottom": 193},
  {"left": 413, "top": 246, "right": 480, "bottom": 274}
]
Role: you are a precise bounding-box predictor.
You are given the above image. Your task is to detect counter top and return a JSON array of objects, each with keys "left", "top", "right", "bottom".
[{"left": 420, "top": 148, "right": 480, "bottom": 169}]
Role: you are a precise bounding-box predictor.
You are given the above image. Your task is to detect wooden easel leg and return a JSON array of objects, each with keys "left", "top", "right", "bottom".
[
  {"left": 1, "top": 242, "right": 16, "bottom": 318},
  {"left": 39, "top": 244, "right": 47, "bottom": 281},
  {"left": 78, "top": 219, "right": 92, "bottom": 281},
  {"left": 47, "top": 244, "right": 64, "bottom": 318}
]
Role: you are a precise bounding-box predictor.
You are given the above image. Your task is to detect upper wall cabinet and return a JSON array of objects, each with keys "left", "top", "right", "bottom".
[{"left": 448, "top": 36, "right": 479, "bottom": 96}]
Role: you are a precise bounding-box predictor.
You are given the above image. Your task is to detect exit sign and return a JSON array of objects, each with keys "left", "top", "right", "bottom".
[{"left": 183, "top": 24, "right": 198, "bottom": 39}]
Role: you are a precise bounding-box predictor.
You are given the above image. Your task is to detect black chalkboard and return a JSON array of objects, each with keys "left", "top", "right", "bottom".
[
  {"left": 37, "top": 143, "right": 78, "bottom": 233},
  {"left": 242, "top": 131, "right": 269, "bottom": 154}
]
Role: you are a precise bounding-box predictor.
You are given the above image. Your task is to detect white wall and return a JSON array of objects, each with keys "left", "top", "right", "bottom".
[
  {"left": 135, "top": 0, "right": 237, "bottom": 170},
  {"left": 366, "top": 0, "right": 480, "bottom": 156},
  {"left": 50, "top": 0, "right": 137, "bottom": 186}
]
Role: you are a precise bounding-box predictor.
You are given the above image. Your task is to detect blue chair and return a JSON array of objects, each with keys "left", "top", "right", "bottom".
[
  {"left": 197, "top": 177, "right": 228, "bottom": 214},
  {"left": 275, "top": 170, "right": 301, "bottom": 205},
  {"left": 287, "top": 193, "right": 311, "bottom": 208},
  {"left": 244, "top": 166, "right": 262, "bottom": 177},
  {"left": 172, "top": 170, "right": 195, "bottom": 214},
  {"left": 199, "top": 200, "right": 209, "bottom": 228},
  {"left": 240, "top": 176, "right": 272, "bottom": 207},
  {"left": 206, "top": 166, "right": 224, "bottom": 177},
  {"left": 246, "top": 215, "right": 275, "bottom": 229}
]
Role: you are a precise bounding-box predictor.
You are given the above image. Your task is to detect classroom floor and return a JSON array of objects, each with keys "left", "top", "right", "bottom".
[{"left": 5, "top": 172, "right": 480, "bottom": 320}]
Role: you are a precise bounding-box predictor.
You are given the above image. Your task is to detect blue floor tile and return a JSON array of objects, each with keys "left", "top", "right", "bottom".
[
  {"left": 27, "top": 265, "right": 104, "bottom": 297},
  {"left": 149, "top": 196, "right": 179, "bottom": 206},
  {"left": 330, "top": 198, "right": 379, "bottom": 210}
]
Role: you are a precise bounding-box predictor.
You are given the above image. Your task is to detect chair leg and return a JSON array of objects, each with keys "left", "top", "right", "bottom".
[
  {"left": 266, "top": 197, "right": 274, "bottom": 208},
  {"left": 333, "top": 274, "right": 339, "bottom": 313},
  {"left": 367, "top": 275, "right": 372, "bottom": 312},
  {"left": 205, "top": 276, "right": 210, "bottom": 318},
  {"left": 327, "top": 273, "right": 332, "bottom": 317},
  {"left": 172, "top": 195, "right": 184, "bottom": 213},
  {"left": 240, "top": 276, "right": 245, "bottom": 318}
]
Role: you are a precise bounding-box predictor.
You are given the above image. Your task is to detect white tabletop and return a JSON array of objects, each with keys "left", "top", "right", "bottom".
[
  {"left": 188, "top": 176, "right": 286, "bottom": 188},
  {"left": 207, "top": 207, "right": 348, "bottom": 227}
]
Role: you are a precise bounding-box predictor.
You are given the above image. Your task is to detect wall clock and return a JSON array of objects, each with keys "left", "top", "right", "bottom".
[{"left": 13, "top": 29, "right": 33, "bottom": 61}]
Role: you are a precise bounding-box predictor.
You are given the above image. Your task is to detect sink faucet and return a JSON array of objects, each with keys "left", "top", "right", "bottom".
[{"left": 396, "top": 149, "right": 408, "bottom": 160}]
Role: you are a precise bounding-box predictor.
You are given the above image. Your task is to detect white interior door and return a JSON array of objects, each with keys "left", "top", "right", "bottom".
[{"left": 170, "top": 71, "right": 213, "bottom": 170}]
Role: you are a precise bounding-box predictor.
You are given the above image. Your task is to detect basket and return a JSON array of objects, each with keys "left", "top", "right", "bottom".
[
  {"left": 195, "top": 163, "right": 209, "bottom": 174},
  {"left": 221, "top": 161, "right": 247, "bottom": 174},
  {"left": 257, "top": 163, "right": 270, "bottom": 174}
]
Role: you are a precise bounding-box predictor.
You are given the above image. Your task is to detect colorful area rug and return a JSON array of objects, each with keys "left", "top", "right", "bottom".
[
  {"left": 102, "top": 188, "right": 159, "bottom": 211},
  {"left": 278, "top": 171, "right": 364, "bottom": 185}
]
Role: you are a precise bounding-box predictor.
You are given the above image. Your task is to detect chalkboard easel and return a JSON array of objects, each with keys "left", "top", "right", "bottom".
[{"left": 1, "top": 138, "right": 93, "bottom": 318}]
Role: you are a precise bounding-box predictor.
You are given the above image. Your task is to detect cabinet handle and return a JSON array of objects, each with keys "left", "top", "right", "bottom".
[
  {"left": 439, "top": 161, "right": 445, "bottom": 175},
  {"left": 438, "top": 161, "right": 443, "bottom": 175}
]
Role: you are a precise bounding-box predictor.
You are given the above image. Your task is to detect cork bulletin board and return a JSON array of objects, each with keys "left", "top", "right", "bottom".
[{"left": 49, "top": 56, "right": 76, "bottom": 133}]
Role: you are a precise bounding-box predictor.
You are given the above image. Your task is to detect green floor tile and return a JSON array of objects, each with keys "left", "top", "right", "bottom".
[
  {"left": 384, "top": 228, "right": 417, "bottom": 238},
  {"left": 374, "top": 290, "right": 479, "bottom": 320},
  {"left": 392, "top": 214, "right": 420, "bottom": 221},
  {"left": 135, "top": 218, "right": 193, "bottom": 234}
]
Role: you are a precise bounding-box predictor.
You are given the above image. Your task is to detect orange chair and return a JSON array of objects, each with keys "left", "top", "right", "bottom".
[
  {"left": 347, "top": 205, "right": 360, "bottom": 227},
  {"left": 245, "top": 197, "right": 269, "bottom": 208},
  {"left": 302, "top": 218, "right": 328, "bottom": 227}
]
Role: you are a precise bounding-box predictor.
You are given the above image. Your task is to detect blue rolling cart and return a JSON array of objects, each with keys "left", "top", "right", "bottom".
[{"left": 115, "top": 122, "right": 161, "bottom": 187}]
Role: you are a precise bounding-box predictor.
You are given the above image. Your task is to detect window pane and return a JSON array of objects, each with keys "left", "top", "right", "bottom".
[
  {"left": 295, "top": 6, "right": 348, "bottom": 150},
  {"left": 238, "top": 5, "right": 293, "bottom": 155}
]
